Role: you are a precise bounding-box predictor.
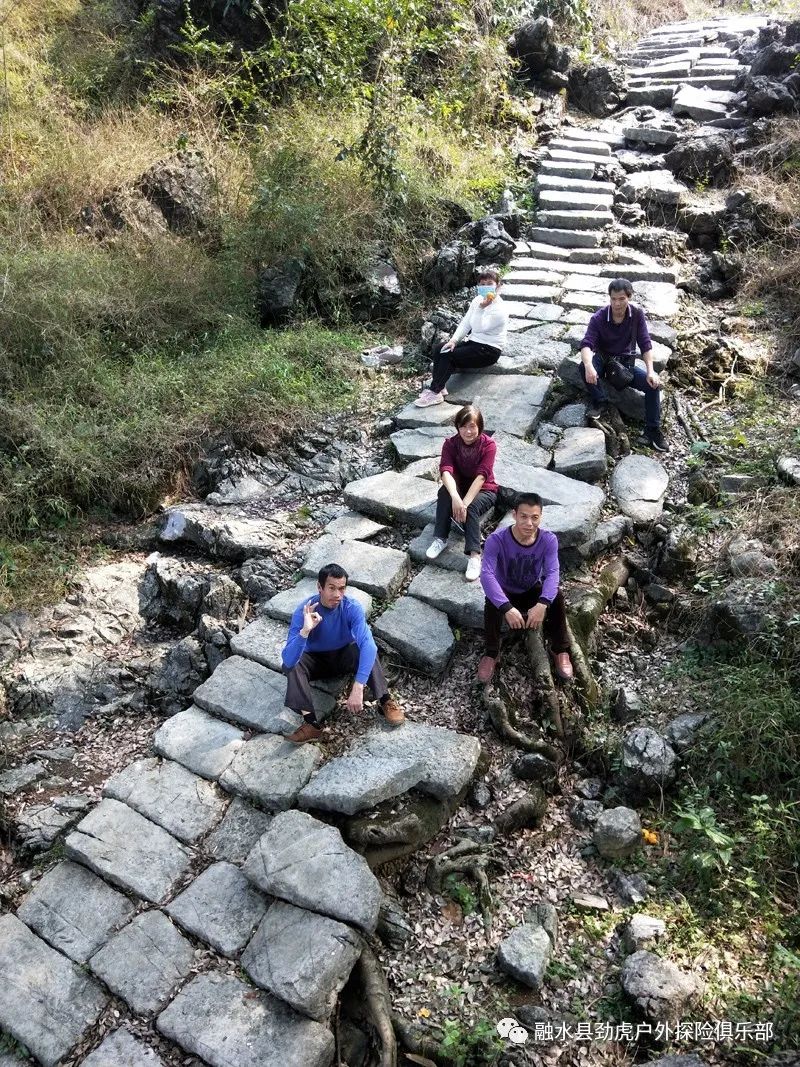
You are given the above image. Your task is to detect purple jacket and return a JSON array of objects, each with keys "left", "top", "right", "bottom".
[
  {"left": 580, "top": 303, "right": 651, "bottom": 359},
  {"left": 480, "top": 526, "right": 560, "bottom": 611}
]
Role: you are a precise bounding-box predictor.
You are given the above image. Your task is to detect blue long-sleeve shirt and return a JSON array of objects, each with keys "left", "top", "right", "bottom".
[{"left": 281, "top": 595, "right": 377, "bottom": 684}]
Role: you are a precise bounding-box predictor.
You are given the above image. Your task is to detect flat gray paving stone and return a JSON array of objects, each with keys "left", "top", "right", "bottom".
[
  {"left": 298, "top": 721, "right": 481, "bottom": 817},
  {"left": 611, "top": 454, "right": 669, "bottom": 522},
  {"left": 204, "top": 796, "right": 274, "bottom": 865},
  {"left": 65, "top": 798, "right": 192, "bottom": 904},
  {"left": 242, "top": 901, "right": 362, "bottom": 1021},
  {"left": 528, "top": 226, "right": 603, "bottom": 248},
  {"left": 103, "top": 757, "right": 228, "bottom": 845},
  {"left": 17, "top": 860, "right": 135, "bottom": 963},
  {"left": 535, "top": 175, "right": 616, "bottom": 195},
  {"left": 500, "top": 282, "right": 561, "bottom": 302},
  {"left": 408, "top": 565, "right": 486, "bottom": 629},
  {"left": 220, "top": 733, "right": 322, "bottom": 810},
  {"left": 81, "top": 1028, "right": 165, "bottom": 1066},
  {"left": 503, "top": 268, "right": 564, "bottom": 285},
  {"left": 166, "top": 861, "right": 268, "bottom": 957},
  {"left": 193, "top": 655, "right": 334, "bottom": 734},
  {"left": 390, "top": 426, "right": 452, "bottom": 461},
  {"left": 157, "top": 972, "right": 334, "bottom": 1067},
  {"left": 323, "top": 511, "right": 387, "bottom": 541},
  {"left": 89, "top": 910, "right": 194, "bottom": 1015},
  {"left": 231, "top": 614, "right": 290, "bottom": 672},
  {"left": 264, "top": 579, "right": 373, "bottom": 622},
  {"left": 153, "top": 706, "right": 244, "bottom": 780},
  {"left": 548, "top": 136, "right": 611, "bottom": 157},
  {"left": 623, "top": 125, "right": 680, "bottom": 147},
  {"left": 344, "top": 471, "right": 438, "bottom": 528},
  {"left": 537, "top": 209, "right": 613, "bottom": 230},
  {"left": 402, "top": 455, "right": 439, "bottom": 479},
  {"left": 538, "top": 190, "right": 614, "bottom": 211},
  {"left": 552, "top": 426, "right": 607, "bottom": 482},
  {"left": 0, "top": 914, "right": 107, "bottom": 1067},
  {"left": 243, "top": 810, "right": 382, "bottom": 934},
  {"left": 409, "top": 523, "right": 469, "bottom": 573},
  {"left": 506, "top": 300, "right": 565, "bottom": 322},
  {"left": 394, "top": 400, "right": 457, "bottom": 429},
  {"left": 494, "top": 434, "right": 605, "bottom": 508},
  {"left": 444, "top": 373, "right": 551, "bottom": 437},
  {"left": 621, "top": 169, "right": 689, "bottom": 206},
  {"left": 301, "top": 534, "right": 408, "bottom": 598},
  {"left": 539, "top": 159, "right": 595, "bottom": 179},
  {"left": 486, "top": 334, "right": 571, "bottom": 374},
  {"left": 598, "top": 264, "right": 677, "bottom": 284},
  {"left": 372, "top": 596, "right": 455, "bottom": 675},
  {"left": 0, "top": 761, "right": 46, "bottom": 795}
]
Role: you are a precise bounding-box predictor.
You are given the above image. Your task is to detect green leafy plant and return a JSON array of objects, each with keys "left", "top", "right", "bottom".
[
  {"left": 672, "top": 802, "right": 736, "bottom": 879},
  {"left": 439, "top": 1018, "right": 504, "bottom": 1067},
  {"left": 443, "top": 874, "right": 477, "bottom": 915}
]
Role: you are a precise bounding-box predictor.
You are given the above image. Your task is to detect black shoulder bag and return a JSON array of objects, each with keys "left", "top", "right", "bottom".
[{"left": 604, "top": 308, "right": 637, "bottom": 391}]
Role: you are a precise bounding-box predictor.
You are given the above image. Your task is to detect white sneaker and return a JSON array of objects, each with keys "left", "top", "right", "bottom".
[
  {"left": 414, "top": 389, "right": 445, "bottom": 408},
  {"left": 465, "top": 556, "right": 481, "bottom": 582},
  {"left": 426, "top": 537, "right": 447, "bottom": 559}
]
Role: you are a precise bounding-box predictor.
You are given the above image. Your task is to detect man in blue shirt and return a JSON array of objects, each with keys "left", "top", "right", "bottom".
[
  {"left": 282, "top": 563, "right": 405, "bottom": 743},
  {"left": 579, "top": 278, "right": 668, "bottom": 453}
]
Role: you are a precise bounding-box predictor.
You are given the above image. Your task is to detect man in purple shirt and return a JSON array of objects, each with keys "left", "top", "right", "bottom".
[
  {"left": 477, "top": 494, "right": 573, "bottom": 684},
  {"left": 579, "top": 278, "right": 667, "bottom": 453}
]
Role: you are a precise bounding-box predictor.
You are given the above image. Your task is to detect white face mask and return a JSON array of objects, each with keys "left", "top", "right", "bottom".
[{"left": 477, "top": 284, "right": 497, "bottom": 298}]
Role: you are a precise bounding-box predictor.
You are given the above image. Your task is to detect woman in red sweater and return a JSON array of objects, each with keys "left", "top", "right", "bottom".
[{"left": 426, "top": 404, "right": 497, "bottom": 582}]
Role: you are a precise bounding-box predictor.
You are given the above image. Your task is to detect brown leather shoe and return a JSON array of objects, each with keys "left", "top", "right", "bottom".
[
  {"left": 287, "top": 721, "right": 322, "bottom": 744},
  {"left": 552, "top": 651, "right": 574, "bottom": 681},
  {"left": 382, "top": 697, "right": 405, "bottom": 727},
  {"left": 477, "top": 655, "right": 497, "bottom": 683}
]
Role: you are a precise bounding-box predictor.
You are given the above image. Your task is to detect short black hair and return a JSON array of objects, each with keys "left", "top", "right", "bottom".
[
  {"left": 608, "top": 278, "right": 633, "bottom": 297},
  {"left": 318, "top": 563, "right": 348, "bottom": 586},
  {"left": 514, "top": 493, "right": 543, "bottom": 511},
  {"left": 454, "top": 404, "right": 484, "bottom": 435},
  {"left": 476, "top": 267, "right": 501, "bottom": 285}
]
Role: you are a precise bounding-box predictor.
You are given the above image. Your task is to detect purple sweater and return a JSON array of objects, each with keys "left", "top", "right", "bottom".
[
  {"left": 480, "top": 526, "right": 560, "bottom": 611},
  {"left": 580, "top": 303, "right": 651, "bottom": 359}
]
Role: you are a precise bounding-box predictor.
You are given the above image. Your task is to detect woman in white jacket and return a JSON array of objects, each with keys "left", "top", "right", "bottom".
[{"left": 414, "top": 267, "right": 509, "bottom": 408}]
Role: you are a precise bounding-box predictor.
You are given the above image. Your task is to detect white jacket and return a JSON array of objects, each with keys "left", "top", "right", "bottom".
[{"left": 451, "top": 295, "right": 508, "bottom": 350}]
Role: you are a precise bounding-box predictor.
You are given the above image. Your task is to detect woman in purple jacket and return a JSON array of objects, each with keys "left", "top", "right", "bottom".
[{"left": 426, "top": 405, "right": 497, "bottom": 583}]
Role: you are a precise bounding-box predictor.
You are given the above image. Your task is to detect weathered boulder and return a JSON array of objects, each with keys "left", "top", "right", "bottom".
[
  {"left": 622, "top": 727, "right": 677, "bottom": 796},
  {"left": 665, "top": 132, "right": 735, "bottom": 184},
  {"left": 569, "top": 61, "right": 628, "bottom": 116},
  {"left": 621, "top": 950, "right": 701, "bottom": 1022},
  {"left": 622, "top": 914, "right": 667, "bottom": 954},
  {"left": 496, "top": 923, "right": 553, "bottom": 990},
  {"left": 139, "top": 149, "right": 216, "bottom": 237},
  {"left": 611, "top": 455, "right": 668, "bottom": 523},
  {"left": 594, "top": 806, "right": 642, "bottom": 859},
  {"left": 509, "top": 16, "right": 570, "bottom": 87},
  {"left": 423, "top": 242, "right": 476, "bottom": 294}
]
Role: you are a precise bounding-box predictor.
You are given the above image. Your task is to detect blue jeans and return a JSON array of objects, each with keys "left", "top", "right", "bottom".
[{"left": 579, "top": 353, "right": 661, "bottom": 433}]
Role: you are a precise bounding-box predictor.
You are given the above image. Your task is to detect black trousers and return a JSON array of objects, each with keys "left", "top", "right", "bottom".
[
  {"left": 433, "top": 486, "right": 496, "bottom": 555},
  {"left": 430, "top": 339, "right": 501, "bottom": 393},
  {"left": 283, "top": 643, "right": 388, "bottom": 714},
  {"left": 483, "top": 584, "right": 570, "bottom": 658}
]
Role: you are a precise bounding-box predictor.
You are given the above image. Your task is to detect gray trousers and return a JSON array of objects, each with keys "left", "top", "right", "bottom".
[{"left": 283, "top": 643, "right": 388, "bottom": 714}]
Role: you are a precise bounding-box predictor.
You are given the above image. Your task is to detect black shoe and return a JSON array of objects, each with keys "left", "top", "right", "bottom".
[
  {"left": 642, "top": 428, "right": 669, "bottom": 453},
  {"left": 586, "top": 402, "right": 606, "bottom": 421}
]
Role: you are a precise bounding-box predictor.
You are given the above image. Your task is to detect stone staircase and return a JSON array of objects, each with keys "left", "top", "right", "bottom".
[{"left": 0, "top": 13, "right": 776, "bottom": 1067}]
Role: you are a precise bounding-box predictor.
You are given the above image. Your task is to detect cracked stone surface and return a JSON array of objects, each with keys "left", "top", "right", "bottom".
[
  {"left": 153, "top": 706, "right": 245, "bottom": 780},
  {"left": 264, "top": 579, "right": 373, "bottom": 622},
  {"left": 166, "top": 861, "right": 269, "bottom": 957},
  {"left": 204, "top": 796, "right": 274, "bottom": 865},
  {"left": 371, "top": 596, "right": 455, "bottom": 675},
  {"left": 344, "top": 471, "right": 438, "bottom": 528},
  {"left": 301, "top": 534, "right": 409, "bottom": 598},
  {"left": 220, "top": 733, "right": 322, "bottom": 810},
  {"left": 407, "top": 565, "right": 487, "bottom": 629},
  {"left": 81, "top": 1028, "right": 166, "bottom": 1066}
]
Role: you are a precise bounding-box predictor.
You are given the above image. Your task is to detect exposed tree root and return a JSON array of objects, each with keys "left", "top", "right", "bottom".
[
  {"left": 588, "top": 405, "right": 631, "bottom": 459},
  {"left": 483, "top": 687, "right": 561, "bottom": 762},
  {"left": 426, "top": 838, "right": 498, "bottom": 937},
  {"left": 566, "top": 620, "right": 599, "bottom": 710},
  {"left": 356, "top": 944, "right": 397, "bottom": 1067},
  {"left": 392, "top": 1015, "right": 448, "bottom": 1065},
  {"left": 525, "top": 626, "right": 565, "bottom": 738},
  {"left": 568, "top": 557, "right": 631, "bottom": 648}
]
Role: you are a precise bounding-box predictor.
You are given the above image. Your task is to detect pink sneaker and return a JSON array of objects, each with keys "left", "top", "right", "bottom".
[{"left": 414, "top": 389, "right": 445, "bottom": 408}]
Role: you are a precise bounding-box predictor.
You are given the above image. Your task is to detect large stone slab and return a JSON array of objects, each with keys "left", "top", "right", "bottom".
[
  {"left": 193, "top": 655, "right": 333, "bottom": 734},
  {"left": 89, "top": 910, "right": 194, "bottom": 1015},
  {"left": 484, "top": 334, "right": 571, "bottom": 374},
  {"left": 264, "top": 579, "right": 373, "bottom": 622},
  {"left": 298, "top": 721, "right": 481, "bottom": 817},
  {"left": 157, "top": 972, "right": 334, "bottom": 1067},
  {"left": 242, "top": 901, "right": 362, "bottom": 1021},
  {"left": 409, "top": 523, "right": 469, "bottom": 573},
  {"left": 17, "top": 860, "right": 135, "bottom": 963},
  {"left": 408, "top": 566, "right": 486, "bottom": 629},
  {"left": 528, "top": 226, "right": 603, "bottom": 248},
  {"left": 538, "top": 189, "right": 614, "bottom": 211},
  {"left": 539, "top": 158, "right": 595, "bottom": 179},
  {"left": 494, "top": 434, "right": 605, "bottom": 508},
  {"left": 344, "top": 471, "right": 439, "bottom": 528},
  {"left": 166, "top": 861, "right": 269, "bottom": 957},
  {"left": 548, "top": 136, "right": 611, "bottom": 157},
  {"left": 537, "top": 209, "right": 613, "bottom": 230},
  {"left": 243, "top": 810, "right": 382, "bottom": 933},
  {"left": 552, "top": 427, "right": 607, "bottom": 482},
  {"left": 372, "top": 597, "right": 455, "bottom": 675},
  {"left": 153, "top": 706, "right": 244, "bottom": 780},
  {"left": 301, "top": 534, "right": 408, "bottom": 598},
  {"left": 621, "top": 169, "right": 689, "bottom": 206},
  {"left": 394, "top": 400, "right": 457, "bottom": 430},
  {"left": 323, "top": 511, "right": 387, "bottom": 541},
  {"left": 500, "top": 282, "right": 561, "bottom": 302},
  {"left": 160, "top": 504, "right": 274, "bottom": 561},
  {"left": 220, "top": 733, "right": 322, "bottom": 810},
  {"left": 204, "top": 796, "right": 274, "bottom": 865},
  {"left": 611, "top": 455, "right": 669, "bottom": 522},
  {"left": 232, "top": 614, "right": 290, "bottom": 672},
  {"left": 444, "top": 373, "right": 551, "bottom": 437},
  {"left": 535, "top": 175, "right": 616, "bottom": 195},
  {"left": 0, "top": 914, "right": 107, "bottom": 1067},
  {"left": 0, "top": 761, "right": 46, "bottom": 795},
  {"left": 506, "top": 300, "right": 565, "bottom": 322},
  {"left": 623, "top": 125, "right": 680, "bottom": 147},
  {"left": 390, "top": 426, "right": 452, "bottom": 461},
  {"left": 672, "top": 83, "right": 731, "bottom": 120},
  {"left": 103, "top": 757, "right": 228, "bottom": 845},
  {"left": 81, "top": 1029, "right": 165, "bottom": 1067},
  {"left": 65, "top": 798, "right": 192, "bottom": 904}
]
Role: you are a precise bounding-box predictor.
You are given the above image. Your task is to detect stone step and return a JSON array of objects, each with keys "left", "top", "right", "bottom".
[
  {"left": 548, "top": 137, "right": 611, "bottom": 158},
  {"left": 627, "top": 74, "right": 737, "bottom": 90},
  {"left": 444, "top": 372, "right": 551, "bottom": 438},
  {"left": 324, "top": 511, "right": 387, "bottom": 541},
  {"left": 390, "top": 425, "right": 452, "bottom": 462},
  {"left": 102, "top": 757, "right": 228, "bottom": 844},
  {"left": 545, "top": 148, "right": 608, "bottom": 166},
  {"left": 672, "top": 84, "right": 732, "bottom": 121},
  {"left": 65, "top": 798, "right": 192, "bottom": 904},
  {"left": 623, "top": 125, "right": 680, "bottom": 147},
  {"left": 193, "top": 655, "right": 334, "bottom": 734},
  {"left": 394, "top": 399, "right": 456, "bottom": 430},
  {"left": 539, "top": 158, "right": 595, "bottom": 180},
  {"left": 204, "top": 797, "right": 273, "bottom": 865},
  {"left": 598, "top": 264, "right": 678, "bottom": 285},
  {"left": 505, "top": 299, "right": 566, "bottom": 323},
  {"left": 625, "top": 85, "right": 676, "bottom": 108},
  {"left": 535, "top": 175, "right": 616, "bottom": 194},
  {"left": 629, "top": 62, "right": 691, "bottom": 78},
  {"left": 620, "top": 169, "right": 689, "bottom": 206},
  {"left": 559, "top": 126, "right": 625, "bottom": 148},
  {"left": 503, "top": 267, "right": 565, "bottom": 285},
  {"left": 166, "top": 861, "right": 269, "bottom": 958},
  {"left": 537, "top": 209, "right": 613, "bottom": 230},
  {"left": 154, "top": 706, "right": 245, "bottom": 780},
  {"left": 372, "top": 597, "right": 455, "bottom": 675},
  {"left": 485, "top": 331, "right": 571, "bottom": 373},
  {"left": 500, "top": 282, "right": 562, "bottom": 302},
  {"left": 528, "top": 226, "right": 604, "bottom": 248},
  {"left": 551, "top": 427, "right": 607, "bottom": 483},
  {"left": 494, "top": 434, "right": 606, "bottom": 507},
  {"left": 301, "top": 534, "right": 408, "bottom": 598},
  {"left": 343, "top": 471, "right": 439, "bottom": 529},
  {"left": 408, "top": 566, "right": 486, "bottom": 629},
  {"left": 232, "top": 614, "right": 293, "bottom": 672},
  {"left": 512, "top": 256, "right": 599, "bottom": 275},
  {"left": 220, "top": 733, "right": 321, "bottom": 810},
  {"left": 264, "top": 578, "right": 373, "bottom": 623}
]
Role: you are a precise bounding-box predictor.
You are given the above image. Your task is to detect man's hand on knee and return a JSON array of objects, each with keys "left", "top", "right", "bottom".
[{"left": 346, "top": 682, "right": 365, "bottom": 714}]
